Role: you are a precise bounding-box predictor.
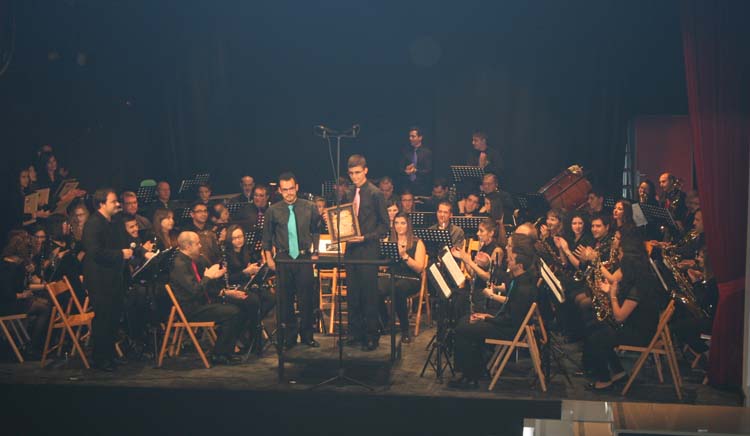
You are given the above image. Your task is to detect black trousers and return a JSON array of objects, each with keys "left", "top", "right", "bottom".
[
  {"left": 188, "top": 303, "right": 246, "bottom": 355},
  {"left": 583, "top": 323, "right": 646, "bottom": 382},
  {"left": 276, "top": 253, "right": 315, "bottom": 343},
  {"left": 88, "top": 284, "right": 125, "bottom": 364},
  {"left": 2, "top": 297, "right": 51, "bottom": 351},
  {"left": 125, "top": 284, "right": 150, "bottom": 343},
  {"left": 378, "top": 277, "right": 420, "bottom": 334},
  {"left": 453, "top": 315, "right": 514, "bottom": 381},
  {"left": 347, "top": 263, "right": 380, "bottom": 341}
]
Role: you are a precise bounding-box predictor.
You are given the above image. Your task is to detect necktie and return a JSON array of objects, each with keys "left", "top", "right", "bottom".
[
  {"left": 288, "top": 204, "right": 299, "bottom": 259},
  {"left": 353, "top": 187, "right": 361, "bottom": 217},
  {"left": 410, "top": 149, "right": 418, "bottom": 182},
  {"left": 192, "top": 260, "right": 211, "bottom": 304}
]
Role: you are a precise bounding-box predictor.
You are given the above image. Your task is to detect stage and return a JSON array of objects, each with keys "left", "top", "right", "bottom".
[{"left": 0, "top": 324, "right": 744, "bottom": 435}]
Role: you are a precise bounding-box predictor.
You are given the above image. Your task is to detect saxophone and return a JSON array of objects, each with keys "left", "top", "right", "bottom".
[
  {"left": 587, "top": 238, "right": 616, "bottom": 323},
  {"left": 662, "top": 247, "right": 707, "bottom": 319}
]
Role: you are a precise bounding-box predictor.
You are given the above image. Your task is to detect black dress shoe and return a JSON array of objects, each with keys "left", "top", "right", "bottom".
[
  {"left": 363, "top": 339, "right": 379, "bottom": 351},
  {"left": 400, "top": 333, "right": 412, "bottom": 344},
  {"left": 340, "top": 336, "right": 361, "bottom": 347},
  {"left": 447, "top": 377, "right": 478, "bottom": 390},
  {"left": 211, "top": 354, "right": 242, "bottom": 366},
  {"left": 300, "top": 339, "right": 320, "bottom": 348}
]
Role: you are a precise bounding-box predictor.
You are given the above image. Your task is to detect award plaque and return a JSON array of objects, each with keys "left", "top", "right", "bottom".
[{"left": 325, "top": 203, "right": 361, "bottom": 243}]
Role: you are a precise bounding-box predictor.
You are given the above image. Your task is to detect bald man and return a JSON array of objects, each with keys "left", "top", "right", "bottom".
[{"left": 169, "top": 231, "right": 247, "bottom": 365}]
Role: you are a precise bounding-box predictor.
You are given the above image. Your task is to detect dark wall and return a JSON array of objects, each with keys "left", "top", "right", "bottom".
[{"left": 1, "top": 0, "right": 687, "bottom": 205}]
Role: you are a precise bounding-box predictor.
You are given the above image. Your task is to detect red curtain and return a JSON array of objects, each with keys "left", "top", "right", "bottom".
[{"left": 681, "top": 0, "right": 750, "bottom": 387}]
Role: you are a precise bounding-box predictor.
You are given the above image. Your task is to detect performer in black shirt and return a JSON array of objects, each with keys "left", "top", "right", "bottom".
[
  {"left": 466, "top": 130, "right": 503, "bottom": 182},
  {"left": 262, "top": 172, "right": 321, "bottom": 349},
  {"left": 225, "top": 224, "right": 274, "bottom": 318},
  {"left": 583, "top": 236, "right": 659, "bottom": 390},
  {"left": 377, "top": 212, "right": 426, "bottom": 344},
  {"left": 451, "top": 218, "right": 504, "bottom": 315},
  {"left": 398, "top": 127, "right": 433, "bottom": 196},
  {"left": 82, "top": 189, "right": 134, "bottom": 371},
  {"left": 184, "top": 202, "right": 222, "bottom": 264},
  {"left": 637, "top": 180, "right": 658, "bottom": 206},
  {"left": 344, "top": 155, "right": 389, "bottom": 350},
  {"left": 658, "top": 172, "right": 688, "bottom": 226},
  {"left": 450, "top": 233, "right": 538, "bottom": 389}
]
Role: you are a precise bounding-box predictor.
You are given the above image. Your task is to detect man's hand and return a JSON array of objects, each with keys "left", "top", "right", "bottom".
[
  {"left": 122, "top": 248, "right": 134, "bottom": 260},
  {"left": 267, "top": 258, "right": 276, "bottom": 271},
  {"left": 143, "top": 241, "right": 154, "bottom": 252},
  {"left": 144, "top": 251, "right": 156, "bottom": 260},
  {"left": 223, "top": 289, "right": 247, "bottom": 300},
  {"left": 204, "top": 264, "right": 224, "bottom": 279},
  {"left": 482, "top": 287, "right": 494, "bottom": 298},
  {"left": 450, "top": 246, "right": 465, "bottom": 260},
  {"left": 470, "top": 313, "right": 492, "bottom": 323},
  {"left": 347, "top": 236, "right": 365, "bottom": 244}
]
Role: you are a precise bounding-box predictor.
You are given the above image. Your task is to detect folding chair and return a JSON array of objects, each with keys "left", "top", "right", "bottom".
[
  {"left": 407, "top": 254, "right": 431, "bottom": 336},
  {"left": 485, "top": 302, "right": 546, "bottom": 392},
  {"left": 618, "top": 300, "right": 682, "bottom": 400},
  {"left": 318, "top": 268, "right": 336, "bottom": 334},
  {"left": 326, "top": 268, "right": 348, "bottom": 335},
  {"left": 41, "top": 277, "right": 95, "bottom": 368},
  {"left": 158, "top": 284, "right": 216, "bottom": 369},
  {"left": 0, "top": 314, "right": 29, "bottom": 363}
]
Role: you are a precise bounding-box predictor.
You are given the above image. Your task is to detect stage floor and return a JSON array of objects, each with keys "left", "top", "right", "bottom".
[{"left": 0, "top": 324, "right": 741, "bottom": 406}]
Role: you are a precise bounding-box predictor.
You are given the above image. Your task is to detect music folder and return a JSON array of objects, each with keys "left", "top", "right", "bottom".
[
  {"left": 439, "top": 246, "right": 465, "bottom": 288},
  {"left": 428, "top": 264, "right": 452, "bottom": 299}
]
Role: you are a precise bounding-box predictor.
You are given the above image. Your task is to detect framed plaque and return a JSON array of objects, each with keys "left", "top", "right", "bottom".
[{"left": 325, "top": 203, "right": 361, "bottom": 243}]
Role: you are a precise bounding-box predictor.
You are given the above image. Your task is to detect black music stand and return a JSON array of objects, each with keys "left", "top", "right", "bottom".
[
  {"left": 131, "top": 248, "right": 171, "bottom": 366},
  {"left": 178, "top": 173, "right": 210, "bottom": 198},
  {"left": 408, "top": 212, "right": 436, "bottom": 228},
  {"left": 450, "top": 165, "right": 484, "bottom": 184},
  {"left": 634, "top": 203, "right": 678, "bottom": 229},
  {"left": 450, "top": 216, "right": 484, "bottom": 238},
  {"left": 225, "top": 203, "right": 243, "bottom": 219},
  {"left": 413, "top": 228, "right": 452, "bottom": 254},
  {"left": 420, "top": 255, "right": 457, "bottom": 382},
  {"left": 379, "top": 241, "right": 402, "bottom": 360},
  {"left": 136, "top": 185, "right": 157, "bottom": 205}
]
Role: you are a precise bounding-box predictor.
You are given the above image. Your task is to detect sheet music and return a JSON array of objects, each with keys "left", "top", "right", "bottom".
[
  {"left": 439, "top": 246, "right": 465, "bottom": 288},
  {"left": 631, "top": 203, "right": 648, "bottom": 227},
  {"left": 539, "top": 258, "right": 564, "bottom": 303},
  {"left": 428, "top": 263, "right": 452, "bottom": 299},
  {"left": 131, "top": 249, "right": 161, "bottom": 279}
]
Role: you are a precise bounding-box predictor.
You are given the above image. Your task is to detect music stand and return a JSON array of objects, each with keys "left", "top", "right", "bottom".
[
  {"left": 408, "top": 212, "right": 436, "bottom": 228},
  {"left": 635, "top": 203, "right": 678, "bottom": 229},
  {"left": 379, "top": 241, "right": 402, "bottom": 359},
  {"left": 413, "top": 228, "right": 452, "bottom": 255},
  {"left": 178, "top": 173, "right": 210, "bottom": 198},
  {"left": 136, "top": 185, "right": 157, "bottom": 204},
  {"left": 450, "top": 216, "right": 484, "bottom": 238},
  {"left": 225, "top": 203, "right": 244, "bottom": 218},
  {"left": 603, "top": 197, "right": 618, "bottom": 209},
  {"left": 450, "top": 165, "right": 485, "bottom": 184}
]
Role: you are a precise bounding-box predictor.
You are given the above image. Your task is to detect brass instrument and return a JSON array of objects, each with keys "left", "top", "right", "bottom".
[
  {"left": 586, "top": 237, "right": 617, "bottom": 323},
  {"left": 662, "top": 247, "right": 707, "bottom": 319}
]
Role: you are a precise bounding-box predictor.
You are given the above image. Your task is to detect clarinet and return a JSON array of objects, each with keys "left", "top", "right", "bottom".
[{"left": 220, "top": 244, "right": 230, "bottom": 303}]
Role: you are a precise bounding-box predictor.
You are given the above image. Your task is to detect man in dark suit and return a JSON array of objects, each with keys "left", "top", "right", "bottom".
[
  {"left": 169, "top": 231, "right": 248, "bottom": 365},
  {"left": 398, "top": 126, "right": 433, "bottom": 196},
  {"left": 83, "top": 188, "right": 133, "bottom": 371},
  {"left": 344, "top": 155, "right": 390, "bottom": 350}
]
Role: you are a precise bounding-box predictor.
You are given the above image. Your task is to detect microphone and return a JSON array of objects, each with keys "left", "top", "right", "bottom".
[{"left": 351, "top": 124, "right": 360, "bottom": 138}]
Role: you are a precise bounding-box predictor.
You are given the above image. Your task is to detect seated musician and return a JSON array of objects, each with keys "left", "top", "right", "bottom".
[
  {"left": 0, "top": 231, "right": 51, "bottom": 359},
  {"left": 480, "top": 173, "right": 517, "bottom": 222},
  {"left": 43, "top": 214, "right": 86, "bottom": 302},
  {"left": 585, "top": 188, "right": 611, "bottom": 221},
  {"left": 555, "top": 211, "right": 594, "bottom": 274},
  {"left": 637, "top": 180, "right": 658, "bottom": 206},
  {"left": 428, "top": 200, "right": 466, "bottom": 249},
  {"left": 539, "top": 208, "right": 565, "bottom": 264},
  {"left": 573, "top": 214, "right": 617, "bottom": 311},
  {"left": 197, "top": 182, "right": 213, "bottom": 206},
  {"left": 68, "top": 202, "right": 89, "bottom": 263},
  {"left": 682, "top": 191, "right": 700, "bottom": 236},
  {"left": 210, "top": 202, "right": 230, "bottom": 228},
  {"left": 234, "top": 184, "right": 270, "bottom": 233},
  {"left": 169, "top": 231, "right": 248, "bottom": 365},
  {"left": 386, "top": 199, "right": 399, "bottom": 229},
  {"left": 418, "top": 178, "right": 451, "bottom": 212},
  {"left": 314, "top": 196, "right": 329, "bottom": 234},
  {"left": 121, "top": 191, "right": 153, "bottom": 237},
  {"left": 449, "top": 233, "right": 538, "bottom": 390},
  {"left": 670, "top": 245, "right": 716, "bottom": 356},
  {"left": 451, "top": 218, "right": 505, "bottom": 317},
  {"left": 398, "top": 189, "right": 416, "bottom": 214},
  {"left": 152, "top": 208, "right": 178, "bottom": 251},
  {"left": 231, "top": 176, "right": 255, "bottom": 204},
  {"left": 457, "top": 192, "right": 487, "bottom": 217},
  {"left": 674, "top": 209, "right": 704, "bottom": 266},
  {"left": 223, "top": 224, "right": 272, "bottom": 347},
  {"left": 325, "top": 176, "right": 349, "bottom": 207},
  {"left": 377, "top": 212, "right": 426, "bottom": 344},
  {"left": 378, "top": 176, "right": 396, "bottom": 203},
  {"left": 583, "top": 236, "right": 659, "bottom": 391},
  {"left": 658, "top": 172, "right": 688, "bottom": 227},
  {"left": 612, "top": 199, "right": 637, "bottom": 238},
  {"left": 184, "top": 202, "right": 222, "bottom": 264}
]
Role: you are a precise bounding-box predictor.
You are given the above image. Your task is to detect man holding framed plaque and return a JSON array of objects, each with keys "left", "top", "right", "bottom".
[
  {"left": 263, "top": 172, "right": 322, "bottom": 349},
  {"left": 343, "top": 155, "right": 389, "bottom": 351}
]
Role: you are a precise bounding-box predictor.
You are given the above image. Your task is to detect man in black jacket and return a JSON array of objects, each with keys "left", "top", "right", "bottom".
[
  {"left": 450, "top": 233, "right": 538, "bottom": 389},
  {"left": 169, "top": 231, "right": 247, "bottom": 365},
  {"left": 83, "top": 188, "right": 133, "bottom": 371},
  {"left": 344, "top": 155, "right": 389, "bottom": 350}
]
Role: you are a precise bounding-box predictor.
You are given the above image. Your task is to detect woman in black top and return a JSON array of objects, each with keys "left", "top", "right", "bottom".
[
  {"left": 0, "top": 231, "right": 51, "bottom": 357},
  {"left": 378, "top": 212, "right": 426, "bottom": 343},
  {"left": 583, "top": 236, "right": 660, "bottom": 390},
  {"left": 452, "top": 218, "right": 505, "bottom": 314}
]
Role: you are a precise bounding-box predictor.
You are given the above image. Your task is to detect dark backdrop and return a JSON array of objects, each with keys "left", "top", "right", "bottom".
[{"left": 1, "top": 0, "right": 688, "bottom": 201}]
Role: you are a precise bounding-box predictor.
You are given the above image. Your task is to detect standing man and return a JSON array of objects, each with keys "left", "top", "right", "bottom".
[
  {"left": 83, "top": 188, "right": 133, "bottom": 371},
  {"left": 232, "top": 176, "right": 256, "bottom": 204},
  {"left": 399, "top": 126, "right": 433, "bottom": 196},
  {"left": 263, "top": 172, "right": 321, "bottom": 349},
  {"left": 344, "top": 155, "right": 389, "bottom": 351},
  {"left": 466, "top": 130, "right": 503, "bottom": 182}
]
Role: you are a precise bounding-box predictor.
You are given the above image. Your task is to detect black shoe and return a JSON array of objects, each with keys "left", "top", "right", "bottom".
[
  {"left": 211, "top": 354, "right": 242, "bottom": 366},
  {"left": 364, "top": 339, "right": 379, "bottom": 351},
  {"left": 448, "top": 376, "right": 478, "bottom": 390},
  {"left": 585, "top": 381, "right": 614, "bottom": 391},
  {"left": 113, "top": 356, "right": 128, "bottom": 366},
  {"left": 300, "top": 339, "right": 320, "bottom": 348},
  {"left": 401, "top": 333, "right": 412, "bottom": 344},
  {"left": 94, "top": 360, "right": 117, "bottom": 372},
  {"left": 341, "top": 336, "right": 362, "bottom": 347}
]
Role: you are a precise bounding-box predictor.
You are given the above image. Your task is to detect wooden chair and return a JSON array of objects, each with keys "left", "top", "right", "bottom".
[
  {"left": 41, "top": 277, "right": 95, "bottom": 368},
  {"left": 326, "top": 268, "right": 348, "bottom": 335},
  {"left": 318, "top": 268, "right": 336, "bottom": 333},
  {"left": 485, "top": 302, "right": 547, "bottom": 392},
  {"left": 158, "top": 284, "right": 216, "bottom": 369},
  {"left": 617, "top": 300, "right": 682, "bottom": 400},
  {"left": 0, "top": 314, "right": 29, "bottom": 363},
  {"left": 407, "top": 254, "right": 431, "bottom": 337}
]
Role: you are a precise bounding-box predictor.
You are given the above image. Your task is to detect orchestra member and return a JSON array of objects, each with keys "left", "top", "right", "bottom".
[
  {"left": 555, "top": 211, "right": 594, "bottom": 272},
  {"left": 120, "top": 213, "right": 156, "bottom": 354},
  {"left": 419, "top": 178, "right": 451, "bottom": 212},
  {"left": 683, "top": 190, "right": 700, "bottom": 231},
  {"left": 121, "top": 191, "right": 152, "bottom": 236},
  {"left": 451, "top": 218, "right": 504, "bottom": 315},
  {"left": 325, "top": 176, "right": 349, "bottom": 207},
  {"left": 429, "top": 201, "right": 466, "bottom": 250},
  {"left": 386, "top": 199, "right": 400, "bottom": 229},
  {"left": 585, "top": 188, "right": 611, "bottom": 220},
  {"left": 184, "top": 202, "right": 222, "bottom": 264},
  {"left": 152, "top": 208, "right": 178, "bottom": 250},
  {"left": 458, "top": 192, "right": 486, "bottom": 217},
  {"left": 170, "top": 231, "right": 246, "bottom": 365},
  {"left": 378, "top": 176, "right": 396, "bottom": 202},
  {"left": 480, "top": 173, "right": 517, "bottom": 223},
  {"left": 378, "top": 212, "right": 426, "bottom": 344},
  {"left": 232, "top": 176, "right": 255, "bottom": 204},
  {"left": 637, "top": 180, "right": 658, "bottom": 206},
  {"left": 343, "top": 155, "right": 389, "bottom": 351},
  {"left": 210, "top": 203, "right": 230, "bottom": 228},
  {"left": 583, "top": 236, "right": 659, "bottom": 390},
  {"left": 399, "top": 126, "right": 433, "bottom": 196},
  {"left": 399, "top": 190, "right": 416, "bottom": 214},
  {"left": 658, "top": 172, "right": 687, "bottom": 224},
  {"left": 466, "top": 130, "right": 503, "bottom": 182},
  {"left": 314, "top": 196, "right": 329, "bottom": 234},
  {"left": 263, "top": 172, "right": 322, "bottom": 349},
  {"left": 612, "top": 199, "right": 636, "bottom": 237},
  {"left": 449, "top": 233, "right": 538, "bottom": 389},
  {"left": 82, "top": 188, "right": 133, "bottom": 371},
  {"left": 197, "top": 183, "right": 213, "bottom": 205}
]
